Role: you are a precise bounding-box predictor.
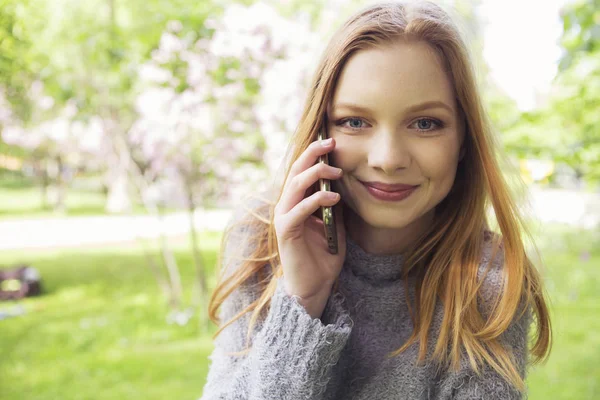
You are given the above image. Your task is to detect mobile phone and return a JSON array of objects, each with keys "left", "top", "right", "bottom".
[{"left": 317, "top": 128, "right": 339, "bottom": 254}]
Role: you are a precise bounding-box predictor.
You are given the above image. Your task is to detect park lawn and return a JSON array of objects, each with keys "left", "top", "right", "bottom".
[
  {"left": 0, "top": 180, "right": 110, "bottom": 219},
  {"left": 0, "top": 224, "right": 598, "bottom": 399},
  {"left": 526, "top": 223, "right": 600, "bottom": 399},
  {"left": 0, "top": 233, "right": 224, "bottom": 400},
  {"left": 0, "top": 171, "right": 150, "bottom": 219}
]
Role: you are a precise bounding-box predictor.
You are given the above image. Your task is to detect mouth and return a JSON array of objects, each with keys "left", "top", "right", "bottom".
[
  {"left": 358, "top": 180, "right": 419, "bottom": 192},
  {"left": 357, "top": 180, "right": 419, "bottom": 202}
]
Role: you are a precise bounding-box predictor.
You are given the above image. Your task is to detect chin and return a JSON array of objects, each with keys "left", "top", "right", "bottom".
[
  {"left": 361, "top": 210, "right": 416, "bottom": 229},
  {"left": 342, "top": 196, "right": 414, "bottom": 227}
]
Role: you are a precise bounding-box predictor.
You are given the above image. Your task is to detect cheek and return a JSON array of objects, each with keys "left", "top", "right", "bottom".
[
  {"left": 413, "top": 139, "right": 461, "bottom": 179},
  {"left": 329, "top": 138, "right": 362, "bottom": 170},
  {"left": 328, "top": 139, "right": 363, "bottom": 196}
]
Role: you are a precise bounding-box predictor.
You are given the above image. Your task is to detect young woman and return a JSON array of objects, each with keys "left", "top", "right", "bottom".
[{"left": 202, "top": 1, "right": 551, "bottom": 399}]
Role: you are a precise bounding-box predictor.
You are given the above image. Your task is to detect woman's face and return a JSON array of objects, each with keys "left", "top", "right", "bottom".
[{"left": 326, "top": 40, "right": 465, "bottom": 251}]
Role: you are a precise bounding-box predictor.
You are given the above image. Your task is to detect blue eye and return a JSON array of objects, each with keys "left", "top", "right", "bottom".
[
  {"left": 336, "top": 117, "right": 365, "bottom": 130},
  {"left": 417, "top": 120, "right": 432, "bottom": 130},
  {"left": 412, "top": 118, "right": 443, "bottom": 132}
]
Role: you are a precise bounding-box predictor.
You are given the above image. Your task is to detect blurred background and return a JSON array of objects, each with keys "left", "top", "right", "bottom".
[{"left": 0, "top": 0, "right": 598, "bottom": 398}]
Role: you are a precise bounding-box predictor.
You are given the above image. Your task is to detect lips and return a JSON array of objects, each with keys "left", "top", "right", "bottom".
[
  {"left": 359, "top": 181, "right": 418, "bottom": 202},
  {"left": 359, "top": 181, "right": 419, "bottom": 192}
]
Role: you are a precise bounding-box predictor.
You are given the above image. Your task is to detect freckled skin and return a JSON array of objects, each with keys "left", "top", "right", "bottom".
[{"left": 326, "top": 41, "right": 466, "bottom": 255}]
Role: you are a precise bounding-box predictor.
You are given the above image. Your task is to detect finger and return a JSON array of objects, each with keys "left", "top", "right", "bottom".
[
  {"left": 284, "top": 137, "right": 336, "bottom": 193},
  {"left": 278, "top": 190, "right": 341, "bottom": 239},
  {"left": 278, "top": 161, "right": 342, "bottom": 215}
]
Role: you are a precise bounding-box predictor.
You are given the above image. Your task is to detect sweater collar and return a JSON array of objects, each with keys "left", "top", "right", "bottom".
[{"left": 344, "top": 235, "right": 405, "bottom": 282}]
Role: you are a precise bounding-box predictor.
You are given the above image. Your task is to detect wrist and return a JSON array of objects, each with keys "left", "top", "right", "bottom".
[{"left": 295, "top": 287, "right": 333, "bottom": 320}]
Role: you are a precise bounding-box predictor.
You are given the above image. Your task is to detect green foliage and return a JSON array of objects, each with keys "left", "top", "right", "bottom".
[
  {"left": 485, "top": 84, "right": 522, "bottom": 136},
  {"left": 2, "top": 0, "right": 222, "bottom": 124},
  {"left": 549, "top": 51, "right": 600, "bottom": 182},
  {"left": 0, "top": 0, "right": 36, "bottom": 121},
  {"left": 558, "top": 0, "right": 600, "bottom": 71},
  {"left": 502, "top": 0, "right": 600, "bottom": 185}
]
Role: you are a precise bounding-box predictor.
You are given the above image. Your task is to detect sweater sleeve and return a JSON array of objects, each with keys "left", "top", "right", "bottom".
[
  {"left": 436, "top": 232, "right": 531, "bottom": 400},
  {"left": 200, "top": 194, "right": 353, "bottom": 400}
]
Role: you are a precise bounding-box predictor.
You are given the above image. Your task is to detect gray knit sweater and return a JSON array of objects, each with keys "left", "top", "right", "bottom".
[{"left": 200, "top": 196, "right": 530, "bottom": 399}]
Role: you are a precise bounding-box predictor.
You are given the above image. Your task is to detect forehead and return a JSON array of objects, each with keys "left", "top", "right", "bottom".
[{"left": 330, "top": 41, "right": 456, "bottom": 113}]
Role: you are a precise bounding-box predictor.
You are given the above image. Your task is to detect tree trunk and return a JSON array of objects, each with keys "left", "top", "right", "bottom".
[
  {"left": 138, "top": 237, "right": 171, "bottom": 301},
  {"left": 54, "top": 156, "right": 68, "bottom": 213},
  {"left": 37, "top": 159, "right": 51, "bottom": 210},
  {"left": 123, "top": 143, "right": 184, "bottom": 312},
  {"left": 104, "top": 0, "right": 132, "bottom": 214},
  {"left": 105, "top": 166, "right": 132, "bottom": 213},
  {"left": 157, "top": 205, "right": 184, "bottom": 309}
]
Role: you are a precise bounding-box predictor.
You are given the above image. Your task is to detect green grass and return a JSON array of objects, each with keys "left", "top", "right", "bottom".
[
  {"left": 0, "top": 233, "right": 223, "bottom": 400},
  {"left": 526, "top": 224, "right": 600, "bottom": 399},
  {"left": 0, "top": 224, "right": 598, "bottom": 399},
  {"left": 0, "top": 179, "right": 109, "bottom": 219},
  {"left": 0, "top": 172, "right": 152, "bottom": 219}
]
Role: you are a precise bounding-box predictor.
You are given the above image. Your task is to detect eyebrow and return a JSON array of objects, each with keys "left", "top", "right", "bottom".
[{"left": 331, "top": 100, "right": 454, "bottom": 115}]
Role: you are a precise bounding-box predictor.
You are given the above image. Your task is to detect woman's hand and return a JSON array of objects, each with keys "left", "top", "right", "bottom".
[{"left": 274, "top": 137, "right": 347, "bottom": 319}]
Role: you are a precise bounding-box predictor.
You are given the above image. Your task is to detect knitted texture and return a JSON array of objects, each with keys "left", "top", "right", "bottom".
[{"left": 200, "top": 196, "right": 530, "bottom": 400}]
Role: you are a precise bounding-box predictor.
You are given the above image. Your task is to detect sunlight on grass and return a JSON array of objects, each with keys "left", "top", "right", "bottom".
[
  {"left": 0, "top": 181, "right": 108, "bottom": 218},
  {"left": 526, "top": 224, "right": 600, "bottom": 399},
  {"left": 0, "top": 232, "right": 222, "bottom": 400},
  {"left": 0, "top": 173, "right": 149, "bottom": 219}
]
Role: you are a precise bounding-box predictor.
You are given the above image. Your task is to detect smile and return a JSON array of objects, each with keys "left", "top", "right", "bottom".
[{"left": 359, "top": 181, "right": 419, "bottom": 202}]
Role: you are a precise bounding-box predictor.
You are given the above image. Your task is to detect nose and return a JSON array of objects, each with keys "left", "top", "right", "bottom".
[{"left": 367, "top": 128, "right": 411, "bottom": 174}]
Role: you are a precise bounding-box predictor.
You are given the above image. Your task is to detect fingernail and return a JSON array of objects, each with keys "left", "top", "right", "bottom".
[{"left": 321, "top": 138, "right": 332, "bottom": 146}]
